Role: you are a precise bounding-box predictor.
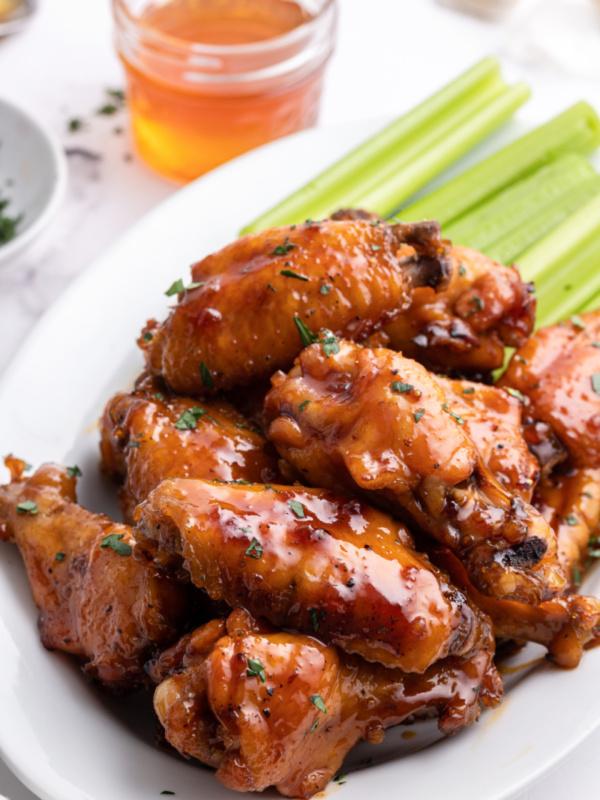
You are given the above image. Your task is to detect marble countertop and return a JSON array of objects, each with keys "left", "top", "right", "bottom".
[{"left": 1, "top": 0, "right": 600, "bottom": 798}]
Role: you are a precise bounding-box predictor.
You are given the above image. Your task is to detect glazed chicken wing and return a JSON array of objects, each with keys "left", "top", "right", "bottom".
[
  {"left": 100, "top": 373, "right": 281, "bottom": 523},
  {"left": 0, "top": 459, "right": 187, "bottom": 690},
  {"left": 150, "top": 609, "right": 502, "bottom": 798},
  {"left": 264, "top": 339, "right": 565, "bottom": 604},
  {"left": 384, "top": 245, "right": 535, "bottom": 377},
  {"left": 134, "top": 479, "right": 492, "bottom": 673},
  {"left": 140, "top": 219, "right": 451, "bottom": 395},
  {"left": 498, "top": 311, "right": 600, "bottom": 469}
]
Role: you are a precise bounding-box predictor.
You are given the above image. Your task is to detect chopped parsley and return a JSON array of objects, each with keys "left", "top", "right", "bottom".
[
  {"left": 462, "top": 387, "right": 475, "bottom": 394},
  {"left": 246, "top": 658, "right": 266, "bottom": 682},
  {"left": 442, "top": 402, "right": 464, "bottom": 425},
  {"left": 55, "top": 552, "right": 66, "bottom": 562},
  {"left": 66, "top": 465, "right": 83, "bottom": 478},
  {"left": 307, "top": 720, "right": 319, "bottom": 734},
  {"left": 414, "top": 408, "right": 425, "bottom": 423},
  {"left": 309, "top": 607, "right": 325, "bottom": 632},
  {"left": 267, "top": 283, "right": 276, "bottom": 292},
  {"left": 288, "top": 499, "right": 306, "bottom": 518},
  {"left": 573, "top": 564, "right": 582, "bottom": 586},
  {"left": 571, "top": 315, "right": 586, "bottom": 329},
  {"left": 299, "top": 399, "right": 311, "bottom": 411},
  {"left": 320, "top": 284, "right": 332, "bottom": 295},
  {"left": 143, "top": 331, "right": 153, "bottom": 343},
  {"left": 280, "top": 268, "right": 308, "bottom": 281},
  {"left": 16, "top": 500, "right": 38, "bottom": 515},
  {"left": 392, "top": 381, "right": 414, "bottom": 394},
  {"left": 175, "top": 406, "right": 219, "bottom": 430},
  {"left": 566, "top": 514, "right": 579, "bottom": 526},
  {"left": 310, "top": 694, "right": 327, "bottom": 713},
  {"left": 154, "top": 392, "right": 166, "bottom": 401},
  {"left": 370, "top": 243, "right": 382, "bottom": 251},
  {"left": 470, "top": 296, "right": 483, "bottom": 311},
  {"left": 319, "top": 329, "right": 340, "bottom": 357},
  {"left": 270, "top": 237, "right": 296, "bottom": 256},
  {"left": 100, "top": 533, "right": 132, "bottom": 556},
  {"left": 128, "top": 439, "right": 140, "bottom": 448},
  {"left": 200, "top": 362, "right": 214, "bottom": 389},
  {"left": 245, "top": 538, "right": 263, "bottom": 559},
  {"left": 458, "top": 264, "right": 466, "bottom": 276},
  {"left": 591, "top": 373, "right": 600, "bottom": 396},
  {"left": 67, "top": 117, "right": 84, "bottom": 132},
  {"left": 165, "top": 278, "right": 203, "bottom": 297},
  {"left": 97, "top": 103, "right": 119, "bottom": 115},
  {"left": 505, "top": 387, "right": 525, "bottom": 403},
  {"left": 0, "top": 197, "right": 22, "bottom": 245}
]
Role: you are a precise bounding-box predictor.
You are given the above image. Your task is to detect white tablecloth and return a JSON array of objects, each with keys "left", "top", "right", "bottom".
[{"left": 1, "top": 0, "right": 599, "bottom": 797}]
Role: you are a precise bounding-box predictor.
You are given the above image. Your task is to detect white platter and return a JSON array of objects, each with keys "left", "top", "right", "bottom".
[{"left": 1, "top": 115, "right": 600, "bottom": 800}]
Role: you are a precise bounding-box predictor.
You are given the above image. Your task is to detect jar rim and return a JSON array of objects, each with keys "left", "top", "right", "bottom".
[{"left": 113, "top": 0, "right": 336, "bottom": 57}]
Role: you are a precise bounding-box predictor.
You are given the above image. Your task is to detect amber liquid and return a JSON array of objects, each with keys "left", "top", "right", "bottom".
[{"left": 120, "top": 0, "right": 325, "bottom": 182}]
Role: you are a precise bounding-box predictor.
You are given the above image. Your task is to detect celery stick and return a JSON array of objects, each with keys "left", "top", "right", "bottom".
[
  {"left": 535, "top": 233, "right": 600, "bottom": 326},
  {"left": 488, "top": 175, "right": 600, "bottom": 264},
  {"left": 241, "top": 57, "right": 504, "bottom": 234},
  {"left": 445, "top": 154, "right": 595, "bottom": 251},
  {"left": 401, "top": 102, "right": 600, "bottom": 227},
  {"left": 347, "top": 82, "right": 530, "bottom": 215},
  {"left": 518, "top": 193, "right": 600, "bottom": 282}
]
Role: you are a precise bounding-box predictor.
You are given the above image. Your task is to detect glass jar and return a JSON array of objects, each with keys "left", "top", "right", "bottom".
[{"left": 112, "top": 0, "right": 337, "bottom": 182}]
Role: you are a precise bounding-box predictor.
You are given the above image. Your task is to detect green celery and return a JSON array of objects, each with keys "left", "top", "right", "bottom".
[
  {"left": 444, "top": 154, "right": 595, "bottom": 252},
  {"left": 488, "top": 174, "right": 600, "bottom": 264},
  {"left": 401, "top": 102, "right": 600, "bottom": 227},
  {"left": 241, "top": 57, "right": 509, "bottom": 234}
]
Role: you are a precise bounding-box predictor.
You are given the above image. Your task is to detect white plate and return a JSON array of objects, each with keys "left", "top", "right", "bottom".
[
  {"left": 1, "top": 116, "right": 600, "bottom": 800},
  {"left": 0, "top": 96, "right": 67, "bottom": 265}
]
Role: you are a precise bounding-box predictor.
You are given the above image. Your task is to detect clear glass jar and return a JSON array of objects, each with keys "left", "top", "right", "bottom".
[{"left": 112, "top": 0, "right": 337, "bottom": 182}]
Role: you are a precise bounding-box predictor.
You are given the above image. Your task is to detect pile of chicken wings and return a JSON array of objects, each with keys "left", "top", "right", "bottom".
[{"left": 2, "top": 215, "right": 600, "bottom": 798}]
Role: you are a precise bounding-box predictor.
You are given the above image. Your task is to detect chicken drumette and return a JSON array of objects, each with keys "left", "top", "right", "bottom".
[
  {"left": 0, "top": 459, "right": 187, "bottom": 690},
  {"left": 264, "top": 338, "right": 565, "bottom": 604},
  {"left": 134, "top": 479, "right": 493, "bottom": 673},
  {"left": 100, "top": 373, "right": 281, "bottom": 523},
  {"left": 140, "top": 218, "right": 451, "bottom": 395},
  {"left": 150, "top": 609, "right": 502, "bottom": 798}
]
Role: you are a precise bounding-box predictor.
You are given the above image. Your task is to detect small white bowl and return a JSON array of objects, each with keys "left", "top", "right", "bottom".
[{"left": 0, "top": 97, "right": 67, "bottom": 264}]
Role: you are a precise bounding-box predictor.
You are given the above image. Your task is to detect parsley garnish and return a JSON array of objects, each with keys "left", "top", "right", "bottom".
[
  {"left": 310, "top": 694, "right": 327, "bottom": 713},
  {"left": 264, "top": 485, "right": 281, "bottom": 493},
  {"left": 55, "top": 552, "right": 66, "bottom": 562},
  {"left": 309, "top": 607, "right": 325, "bottom": 631},
  {"left": 462, "top": 387, "right": 475, "bottom": 394},
  {"left": 392, "top": 381, "right": 414, "bottom": 394},
  {"left": 267, "top": 283, "right": 276, "bottom": 292},
  {"left": 288, "top": 499, "right": 306, "bottom": 518},
  {"left": 442, "top": 402, "right": 464, "bottom": 425},
  {"left": 165, "top": 279, "right": 203, "bottom": 297},
  {"left": 592, "top": 342, "right": 600, "bottom": 349},
  {"left": 100, "top": 533, "right": 132, "bottom": 556},
  {"left": 143, "top": 331, "right": 153, "bottom": 343},
  {"left": 307, "top": 720, "right": 319, "bottom": 734},
  {"left": 270, "top": 237, "right": 296, "bottom": 256},
  {"left": 67, "top": 117, "right": 84, "bottom": 132},
  {"left": 414, "top": 408, "right": 425, "bottom": 423},
  {"left": 566, "top": 514, "right": 579, "bottom": 526},
  {"left": 97, "top": 103, "right": 119, "bottom": 115},
  {"left": 280, "top": 268, "right": 308, "bottom": 281},
  {"left": 573, "top": 564, "right": 582, "bottom": 586},
  {"left": 299, "top": 400, "right": 310, "bottom": 411},
  {"left": 128, "top": 439, "right": 140, "bottom": 448},
  {"left": 200, "top": 362, "right": 214, "bottom": 389},
  {"left": 294, "top": 317, "right": 317, "bottom": 348},
  {"left": 106, "top": 88, "right": 126, "bottom": 103},
  {"left": 591, "top": 374, "right": 600, "bottom": 396},
  {"left": 154, "top": 392, "right": 165, "bottom": 401},
  {"left": 246, "top": 658, "right": 266, "bottom": 682},
  {"left": 458, "top": 264, "right": 466, "bottom": 276},
  {"left": 571, "top": 315, "right": 586, "bottom": 329},
  {"left": 370, "top": 243, "right": 382, "bottom": 251},
  {"left": 245, "top": 538, "right": 263, "bottom": 559},
  {"left": 16, "top": 500, "right": 38, "bottom": 515},
  {"left": 470, "top": 296, "right": 483, "bottom": 311},
  {"left": 320, "top": 284, "right": 332, "bottom": 295},
  {"left": 66, "top": 465, "right": 83, "bottom": 478},
  {"left": 319, "top": 329, "right": 340, "bottom": 357},
  {"left": 505, "top": 387, "right": 525, "bottom": 403},
  {"left": 0, "top": 197, "right": 22, "bottom": 244},
  {"left": 175, "top": 406, "right": 219, "bottom": 430},
  {"left": 334, "top": 774, "right": 348, "bottom": 785}
]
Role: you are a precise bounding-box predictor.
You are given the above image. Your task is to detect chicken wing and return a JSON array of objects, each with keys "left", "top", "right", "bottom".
[
  {"left": 100, "top": 373, "right": 281, "bottom": 523},
  {"left": 133, "top": 479, "right": 492, "bottom": 673},
  {"left": 384, "top": 245, "right": 535, "bottom": 378},
  {"left": 498, "top": 311, "right": 600, "bottom": 469},
  {"left": 150, "top": 609, "right": 502, "bottom": 798},
  {"left": 140, "top": 218, "right": 451, "bottom": 395},
  {"left": 0, "top": 459, "right": 187, "bottom": 690},
  {"left": 264, "top": 338, "right": 565, "bottom": 604}
]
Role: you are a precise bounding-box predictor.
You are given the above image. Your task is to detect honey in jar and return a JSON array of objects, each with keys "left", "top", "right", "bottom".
[{"left": 113, "top": 0, "right": 337, "bottom": 182}]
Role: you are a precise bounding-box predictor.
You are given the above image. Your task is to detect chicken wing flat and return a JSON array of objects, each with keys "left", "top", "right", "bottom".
[
  {"left": 140, "top": 219, "right": 451, "bottom": 395},
  {"left": 435, "top": 376, "right": 539, "bottom": 501},
  {"left": 150, "top": 609, "right": 502, "bottom": 798},
  {"left": 498, "top": 311, "right": 600, "bottom": 469},
  {"left": 384, "top": 245, "right": 535, "bottom": 377},
  {"left": 533, "top": 466, "right": 600, "bottom": 587},
  {"left": 134, "top": 479, "right": 493, "bottom": 673},
  {"left": 0, "top": 459, "right": 187, "bottom": 690},
  {"left": 431, "top": 545, "right": 600, "bottom": 669},
  {"left": 264, "top": 339, "right": 565, "bottom": 604},
  {"left": 100, "top": 373, "right": 281, "bottom": 523}
]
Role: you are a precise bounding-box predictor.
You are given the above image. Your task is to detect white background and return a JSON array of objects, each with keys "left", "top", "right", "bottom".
[{"left": 1, "top": 0, "right": 600, "bottom": 797}]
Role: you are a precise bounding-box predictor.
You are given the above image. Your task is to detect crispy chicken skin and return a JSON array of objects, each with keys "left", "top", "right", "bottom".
[
  {"left": 384, "top": 245, "right": 535, "bottom": 377},
  {"left": 150, "top": 609, "right": 502, "bottom": 798},
  {"left": 100, "top": 373, "right": 281, "bottom": 523},
  {"left": 435, "top": 376, "right": 539, "bottom": 501},
  {"left": 499, "top": 311, "right": 600, "bottom": 469},
  {"left": 140, "top": 219, "right": 451, "bottom": 395},
  {"left": 431, "top": 546, "right": 600, "bottom": 669},
  {"left": 0, "top": 459, "right": 187, "bottom": 690},
  {"left": 134, "top": 479, "right": 493, "bottom": 673},
  {"left": 264, "top": 339, "right": 565, "bottom": 604}
]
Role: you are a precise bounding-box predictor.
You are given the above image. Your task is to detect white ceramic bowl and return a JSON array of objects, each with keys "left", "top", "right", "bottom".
[{"left": 0, "top": 96, "right": 67, "bottom": 264}]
